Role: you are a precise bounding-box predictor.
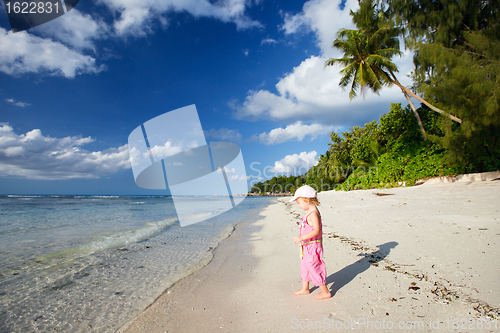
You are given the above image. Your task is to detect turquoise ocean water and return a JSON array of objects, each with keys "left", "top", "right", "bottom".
[{"left": 0, "top": 195, "right": 272, "bottom": 332}]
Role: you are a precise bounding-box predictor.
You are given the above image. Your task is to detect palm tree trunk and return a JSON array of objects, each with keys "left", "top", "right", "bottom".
[
  {"left": 402, "top": 90, "right": 427, "bottom": 140},
  {"left": 389, "top": 73, "right": 462, "bottom": 123}
]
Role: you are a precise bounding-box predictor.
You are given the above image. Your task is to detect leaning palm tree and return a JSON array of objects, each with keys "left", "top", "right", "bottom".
[{"left": 326, "top": 25, "right": 462, "bottom": 140}]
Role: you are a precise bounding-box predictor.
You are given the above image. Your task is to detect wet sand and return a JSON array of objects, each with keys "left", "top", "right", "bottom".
[{"left": 117, "top": 176, "right": 500, "bottom": 332}]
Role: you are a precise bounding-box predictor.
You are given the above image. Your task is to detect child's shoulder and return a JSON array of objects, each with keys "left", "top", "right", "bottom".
[{"left": 305, "top": 210, "right": 321, "bottom": 220}]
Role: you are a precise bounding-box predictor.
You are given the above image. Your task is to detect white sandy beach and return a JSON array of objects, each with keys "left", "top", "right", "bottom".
[{"left": 118, "top": 175, "right": 499, "bottom": 332}]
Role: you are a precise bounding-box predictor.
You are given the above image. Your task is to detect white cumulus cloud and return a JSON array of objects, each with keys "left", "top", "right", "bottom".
[
  {"left": 267, "top": 151, "right": 318, "bottom": 175},
  {"left": 0, "top": 124, "right": 131, "bottom": 180},
  {"left": 280, "top": 11, "right": 310, "bottom": 35},
  {"left": 232, "top": 0, "right": 416, "bottom": 127},
  {"left": 0, "top": 28, "right": 104, "bottom": 78},
  {"left": 255, "top": 121, "right": 334, "bottom": 145},
  {"left": 149, "top": 141, "right": 183, "bottom": 160},
  {"left": 98, "top": 0, "right": 263, "bottom": 36},
  {"left": 281, "top": 0, "right": 358, "bottom": 57},
  {"left": 33, "top": 9, "right": 109, "bottom": 50},
  {"left": 233, "top": 55, "right": 409, "bottom": 125},
  {"left": 1, "top": 0, "right": 261, "bottom": 78}
]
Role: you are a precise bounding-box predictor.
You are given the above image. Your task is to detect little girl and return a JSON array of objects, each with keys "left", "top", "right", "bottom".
[{"left": 290, "top": 185, "right": 331, "bottom": 300}]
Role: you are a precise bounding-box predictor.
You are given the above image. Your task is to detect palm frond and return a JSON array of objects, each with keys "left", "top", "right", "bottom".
[
  {"left": 365, "top": 64, "right": 383, "bottom": 92},
  {"left": 339, "top": 64, "right": 357, "bottom": 88},
  {"left": 336, "top": 28, "right": 358, "bottom": 39},
  {"left": 349, "top": 76, "right": 359, "bottom": 100},
  {"left": 329, "top": 22, "right": 402, "bottom": 101},
  {"left": 366, "top": 54, "right": 399, "bottom": 73},
  {"left": 325, "top": 57, "right": 354, "bottom": 68},
  {"left": 371, "top": 66, "right": 393, "bottom": 86},
  {"left": 375, "top": 48, "right": 404, "bottom": 59}
]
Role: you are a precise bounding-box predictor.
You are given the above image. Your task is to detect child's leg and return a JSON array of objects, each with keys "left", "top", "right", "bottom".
[
  {"left": 293, "top": 281, "right": 310, "bottom": 296},
  {"left": 313, "top": 284, "right": 331, "bottom": 300}
]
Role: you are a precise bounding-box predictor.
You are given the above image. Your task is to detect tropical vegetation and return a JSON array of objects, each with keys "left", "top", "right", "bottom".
[{"left": 249, "top": 0, "right": 499, "bottom": 195}]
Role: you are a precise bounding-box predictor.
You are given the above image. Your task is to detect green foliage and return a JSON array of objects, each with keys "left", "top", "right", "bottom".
[
  {"left": 327, "top": 0, "right": 462, "bottom": 142},
  {"left": 383, "top": 0, "right": 499, "bottom": 47},
  {"left": 249, "top": 101, "right": 498, "bottom": 195},
  {"left": 249, "top": 175, "right": 304, "bottom": 195},
  {"left": 258, "top": 1, "right": 500, "bottom": 194},
  {"left": 340, "top": 140, "right": 459, "bottom": 191},
  {"left": 334, "top": 0, "right": 500, "bottom": 172},
  {"left": 372, "top": 0, "right": 500, "bottom": 168},
  {"left": 318, "top": 103, "right": 465, "bottom": 191},
  {"left": 413, "top": 26, "right": 500, "bottom": 171},
  {"left": 302, "top": 121, "right": 382, "bottom": 190}
]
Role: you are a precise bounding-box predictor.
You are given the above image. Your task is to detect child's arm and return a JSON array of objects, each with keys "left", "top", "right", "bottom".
[{"left": 293, "top": 211, "right": 321, "bottom": 244}]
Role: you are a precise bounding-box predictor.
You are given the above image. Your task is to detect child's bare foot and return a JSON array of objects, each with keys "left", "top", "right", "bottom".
[
  {"left": 313, "top": 291, "right": 331, "bottom": 300},
  {"left": 293, "top": 289, "right": 310, "bottom": 296}
]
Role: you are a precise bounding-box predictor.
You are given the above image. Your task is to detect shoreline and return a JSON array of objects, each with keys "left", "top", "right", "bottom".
[
  {"left": 0, "top": 196, "right": 273, "bottom": 333},
  {"left": 115, "top": 197, "right": 275, "bottom": 332},
  {"left": 118, "top": 179, "right": 499, "bottom": 332}
]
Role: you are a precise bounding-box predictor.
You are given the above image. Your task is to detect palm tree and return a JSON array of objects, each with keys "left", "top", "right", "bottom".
[{"left": 326, "top": 7, "right": 461, "bottom": 140}]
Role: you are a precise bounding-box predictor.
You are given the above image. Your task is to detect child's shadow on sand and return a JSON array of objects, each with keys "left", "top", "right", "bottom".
[{"left": 311, "top": 241, "right": 398, "bottom": 296}]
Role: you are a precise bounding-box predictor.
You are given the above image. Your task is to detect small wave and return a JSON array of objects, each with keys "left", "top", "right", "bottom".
[
  {"left": 7, "top": 195, "right": 41, "bottom": 198},
  {"left": 127, "top": 202, "right": 147, "bottom": 205},
  {"left": 90, "top": 196, "right": 120, "bottom": 199},
  {"left": 0, "top": 217, "right": 178, "bottom": 279},
  {"left": 81, "top": 217, "right": 177, "bottom": 252}
]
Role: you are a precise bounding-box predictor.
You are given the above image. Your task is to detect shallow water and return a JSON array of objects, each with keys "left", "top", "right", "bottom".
[{"left": 0, "top": 195, "right": 272, "bottom": 332}]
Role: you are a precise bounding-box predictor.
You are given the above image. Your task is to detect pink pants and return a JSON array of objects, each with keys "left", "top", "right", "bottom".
[{"left": 301, "top": 243, "right": 326, "bottom": 286}]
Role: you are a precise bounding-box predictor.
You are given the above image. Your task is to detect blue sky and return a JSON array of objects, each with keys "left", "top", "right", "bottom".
[{"left": 0, "top": 0, "right": 414, "bottom": 195}]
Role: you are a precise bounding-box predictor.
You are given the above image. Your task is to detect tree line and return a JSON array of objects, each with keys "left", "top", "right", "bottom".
[{"left": 249, "top": 0, "right": 499, "bottom": 195}]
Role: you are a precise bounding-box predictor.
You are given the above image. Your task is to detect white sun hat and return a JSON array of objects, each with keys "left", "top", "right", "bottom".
[{"left": 289, "top": 185, "right": 317, "bottom": 202}]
